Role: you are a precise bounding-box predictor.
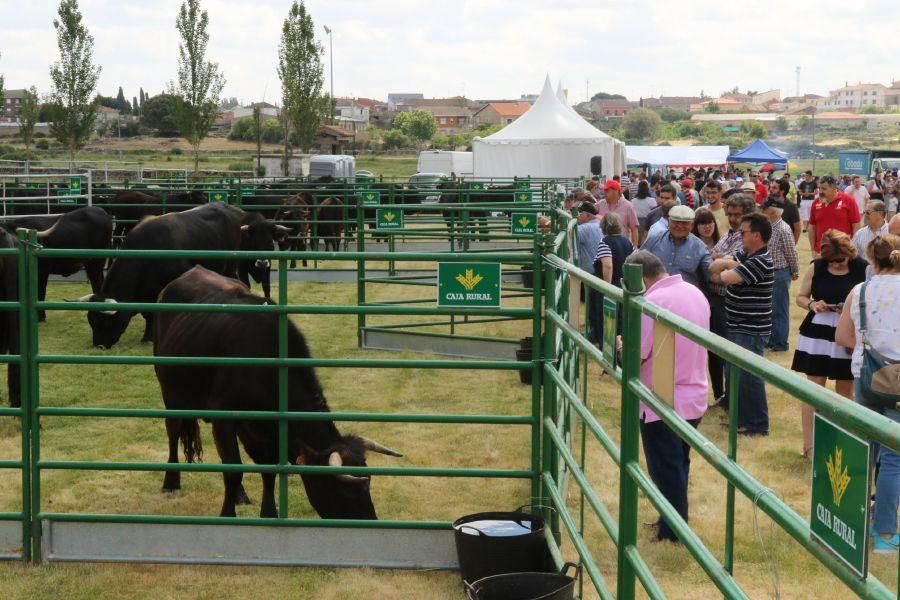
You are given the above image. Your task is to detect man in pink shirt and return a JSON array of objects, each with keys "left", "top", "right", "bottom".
[
  {"left": 625, "top": 250, "right": 710, "bottom": 542},
  {"left": 596, "top": 179, "right": 640, "bottom": 247}
]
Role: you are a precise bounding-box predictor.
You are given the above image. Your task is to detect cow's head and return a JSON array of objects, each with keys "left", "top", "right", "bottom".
[
  {"left": 240, "top": 220, "right": 290, "bottom": 273},
  {"left": 295, "top": 435, "right": 402, "bottom": 520},
  {"left": 69, "top": 294, "right": 131, "bottom": 349}
]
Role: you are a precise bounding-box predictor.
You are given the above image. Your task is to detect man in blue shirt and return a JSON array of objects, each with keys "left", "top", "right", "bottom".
[
  {"left": 641, "top": 205, "right": 712, "bottom": 290},
  {"left": 576, "top": 201, "right": 604, "bottom": 342}
]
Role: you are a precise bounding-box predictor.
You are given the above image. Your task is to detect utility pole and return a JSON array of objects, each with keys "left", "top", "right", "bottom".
[
  {"left": 324, "top": 25, "right": 334, "bottom": 124},
  {"left": 586, "top": 80, "right": 589, "bottom": 103},
  {"left": 795, "top": 66, "right": 800, "bottom": 97}
]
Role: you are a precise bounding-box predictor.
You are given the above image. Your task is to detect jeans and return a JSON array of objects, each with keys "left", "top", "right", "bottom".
[
  {"left": 727, "top": 330, "right": 769, "bottom": 433},
  {"left": 707, "top": 295, "right": 728, "bottom": 400},
  {"left": 854, "top": 379, "right": 899, "bottom": 537},
  {"left": 640, "top": 417, "right": 702, "bottom": 541},
  {"left": 587, "top": 289, "right": 603, "bottom": 344},
  {"left": 769, "top": 268, "right": 792, "bottom": 351}
]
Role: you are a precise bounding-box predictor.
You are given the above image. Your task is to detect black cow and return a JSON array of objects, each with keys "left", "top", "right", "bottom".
[
  {"left": 71, "top": 203, "right": 287, "bottom": 349},
  {"left": 236, "top": 211, "right": 289, "bottom": 300},
  {"left": 96, "top": 189, "right": 207, "bottom": 244},
  {"left": 438, "top": 183, "right": 517, "bottom": 243},
  {"left": 0, "top": 230, "right": 19, "bottom": 407},
  {"left": 316, "top": 197, "right": 344, "bottom": 253},
  {"left": 154, "top": 266, "right": 402, "bottom": 518},
  {"left": 32, "top": 207, "right": 112, "bottom": 322},
  {"left": 273, "top": 192, "right": 312, "bottom": 268}
]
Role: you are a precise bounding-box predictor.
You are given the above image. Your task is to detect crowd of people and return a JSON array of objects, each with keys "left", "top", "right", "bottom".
[{"left": 566, "top": 167, "right": 900, "bottom": 552}]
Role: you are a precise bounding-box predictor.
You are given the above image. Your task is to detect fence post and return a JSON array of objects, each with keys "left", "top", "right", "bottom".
[
  {"left": 530, "top": 234, "right": 544, "bottom": 505},
  {"left": 15, "top": 230, "right": 32, "bottom": 562},
  {"left": 277, "top": 258, "right": 289, "bottom": 518},
  {"left": 616, "top": 263, "right": 645, "bottom": 600},
  {"left": 356, "top": 196, "right": 365, "bottom": 349}
]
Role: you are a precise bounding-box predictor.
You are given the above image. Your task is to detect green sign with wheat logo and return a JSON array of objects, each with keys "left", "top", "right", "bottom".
[
  {"left": 208, "top": 190, "right": 229, "bottom": 203},
  {"left": 810, "top": 414, "right": 871, "bottom": 577},
  {"left": 437, "top": 263, "right": 501, "bottom": 308},
  {"left": 376, "top": 208, "right": 403, "bottom": 229},
  {"left": 515, "top": 190, "right": 533, "bottom": 202},
  {"left": 511, "top": 213, "right": 537, "bottom": 235},
  {"left": 360, "top": 190, "right": 381, "bottom": 206}
]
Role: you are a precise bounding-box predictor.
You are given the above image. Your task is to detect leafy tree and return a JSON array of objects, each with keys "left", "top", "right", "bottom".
[
  {"left": 590, "top": 92, "right": 626, "bottom": 100},
  {"left": 115, "top": 86, "right": 131, "bottom": 112},
  {"left": 0, "top": 52, "right": 4, "bottom": 111},
  {"left": 139, "top": 87, "right": 145, "bottom": 106},
  {"left": 132, "top": 96, "right": 139, "bottom": 115},
  {"left": 277, "top": 0, "right": 325, "bottom": 163},
  {"left": 797, "top": 115, "right": 812, "bottom": 132},
  {"left": 621, "top": 108, "right": 661, "bottom": 142},
  {"left": 141, "top": 93, "right": 180, "bottom": 136},
  {"left": 48, "top": 0, "right": 102, "bottom": 164},
  {"left": 169, "top": 0, "right": 226, "bottom": 171},
  {"left": 658, "top": 108, "right": 691, "bottom": 123},
  {"left": 381, "top": 129, "right": 411, "bottom": 149},
  {"left": 774, "top": 116, "right": 788, "bottom": 133},
  {"left": 38, "top": 101, "right": 62, "bottom": 123},
  {"left": 18, "top": 86, "right": 40, "bottom": 153},
  {"left": 393, "top": 109, "right": 437, "bottom": 147},
  {"left": 704, "top": 101, "right": 720, "bottom": 114},
  {"left": 220, "top": 96, "right": 240, "bottom": 109},
  {"left": 858, "top": 104, "right": 885, "bottom": 114}
]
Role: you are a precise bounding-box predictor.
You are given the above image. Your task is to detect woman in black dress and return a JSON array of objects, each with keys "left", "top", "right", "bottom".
[{"left": 792, "top": 230, "right": 867, "bottom": 457}]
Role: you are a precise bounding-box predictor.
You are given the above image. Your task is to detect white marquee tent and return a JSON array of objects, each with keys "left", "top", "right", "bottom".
[
  {"left": 625, "top": 145, "right": 730, "bottom": 168},
  {"left": 473, "top": 77, "right": 625, "bottom": 179}
]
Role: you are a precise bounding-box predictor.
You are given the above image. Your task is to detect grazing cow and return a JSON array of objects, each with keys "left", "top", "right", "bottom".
[
  {"left": 0, "top": 230, "right": 19, "bottom": 407},
  {"left": 273, "top": 192, "right": 312, "bottom": 268},
  {"left": 316, "top": 197, "right": 344, "bottom": 253},
  {"left": 154, "top": 266, "right": 402, "bottom": 518},
  {"left": 71, "top": 203, "right": 288, "bottom": 349}
]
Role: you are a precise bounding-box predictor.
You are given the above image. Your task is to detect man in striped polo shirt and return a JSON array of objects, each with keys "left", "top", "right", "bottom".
[{"left": 709, "top": 213, "right": 774, "bottom": 436}]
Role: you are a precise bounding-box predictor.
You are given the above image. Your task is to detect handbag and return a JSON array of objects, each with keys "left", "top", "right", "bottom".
[{"left": 858, "top": 281, "right": 900, "bottom": 408}]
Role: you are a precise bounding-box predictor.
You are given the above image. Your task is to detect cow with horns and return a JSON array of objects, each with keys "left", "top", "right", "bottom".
[
  {"left": 71, "top": 203, "right": 288, "bottom": 349},
  {"left": 153, "top": 266, "right": 402, "bottom": 519}
]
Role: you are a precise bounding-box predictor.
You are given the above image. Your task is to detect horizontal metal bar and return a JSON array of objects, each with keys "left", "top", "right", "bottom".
[
  {"left": 37, "top": 406, "right": 533, "bottom": 425},
  {"left": 41, "top": 300, "right": 534, "bottom": 318},
  {"left": 625, "top": 545, "right": 668, "bottom": 599},
  {"left": 0, "top": 407, "right": 23, "bottom": 416},
  {"left": 0, "top": 460, "right": 23, "bottom": 469},
  {"left": 35, "top": 248, "right": 533, "bottom": 262},
  {"left": 37, "top": 355, "right": 527, "bottom": 369},
  {"left": 37, "top": 461, "right": 534, "bottom": 479},
  {"left": 0, "top": 512, "right": 23, "bottom": 521},
  {"left": 39, "top": 512, "right": 451, "bottom": 529},
  {"left": 546, "top": 310, "right": 620, "bottom": 382},
  {"left": 544, "top": 253, "right": 624, "bottom": 301}
]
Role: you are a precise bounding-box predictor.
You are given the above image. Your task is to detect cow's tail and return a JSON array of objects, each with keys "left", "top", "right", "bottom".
[{"left": 180, "top": 419, "right": 203, "bottom": 464}]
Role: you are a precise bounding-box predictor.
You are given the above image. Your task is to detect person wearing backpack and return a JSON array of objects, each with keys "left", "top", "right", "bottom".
[{"left": 835, "top": 233, "right": 900, "bottom": 554}]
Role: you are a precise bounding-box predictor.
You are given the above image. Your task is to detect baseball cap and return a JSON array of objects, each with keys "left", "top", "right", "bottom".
[
  {"left": 740, "top": 181, "right": 757, "bottom": 192},
  {"left": 763, "top": 197, "right": 785, "bottom": 210},
  {"left": 601, "top": 179, "right": 621, "bottom": 191},
  {"left": 577, "top": 201, "right": 598, "bottom": 215},
  {"left": 680, "top": 178, "right": 693, "bottom": 188},
  {"left": 669, "top": 205, "right": 695, "bottom": 222}
]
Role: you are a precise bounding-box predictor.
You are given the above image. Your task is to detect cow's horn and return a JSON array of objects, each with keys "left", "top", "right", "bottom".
[
  {"left": 360, "top": 437, "right": 403, "bottom": 457},
  {"left": 65, "top": 294, "right": 94, "bottom": 303},
  {"left": 328, "top": 451, "right": 343, "bottom": 467},
  {"left": 240, "top": 224, "right": 250, "bottom": 232}
]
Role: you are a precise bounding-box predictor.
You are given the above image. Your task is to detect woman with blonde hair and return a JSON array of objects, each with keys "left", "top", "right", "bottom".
[
  {"left": 836, "top": 234, "right": 900, "bottom": 554},
  {"left": 792, "top": 229, "right": 868, "bottom": 457}
]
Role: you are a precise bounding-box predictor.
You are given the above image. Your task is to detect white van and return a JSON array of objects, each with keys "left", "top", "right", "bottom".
[
  {"left": 417, "top": 151, "right": 473, "bottom": 178},
  {"left": 309, "top": 155, "right": 356, "bottom": 181}
]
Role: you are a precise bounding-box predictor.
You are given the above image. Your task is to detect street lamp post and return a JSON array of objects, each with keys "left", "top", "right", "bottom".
[{"left": 324, "top": 25, "right": 334, "bottom": 124}]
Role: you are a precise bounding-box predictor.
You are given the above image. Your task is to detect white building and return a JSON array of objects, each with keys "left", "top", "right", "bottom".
[
  {"left": 335, "top": 99, "right": 369, "bottom": 133},
  {"left": 816, "top": 83, "right": 889, "bottom": 110},
  {"left": 231, "top": 102, "right": 280, "bottom": 121}
]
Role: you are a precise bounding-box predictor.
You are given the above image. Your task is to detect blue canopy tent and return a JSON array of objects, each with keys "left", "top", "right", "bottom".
[{"left": 726, "top": 139, "right": 788, "bottom": 165}]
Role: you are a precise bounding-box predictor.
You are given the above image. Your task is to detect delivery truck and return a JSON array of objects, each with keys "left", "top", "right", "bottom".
[
  {"left": 416, "top": 151, "right": 474, "bottom": 178},
  {"left": 837, "top": 149, "right": 900, "bottom": 177}
]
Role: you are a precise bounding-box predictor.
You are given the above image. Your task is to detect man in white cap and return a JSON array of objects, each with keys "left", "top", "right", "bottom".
[{"left": 641, "top": 204, "right": 712, "bottom": 290}]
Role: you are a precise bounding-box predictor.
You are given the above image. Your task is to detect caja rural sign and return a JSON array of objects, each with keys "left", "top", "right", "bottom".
[
  {"left": 359, "top": 190, "right": 381, "bottom": 205},
  {"left": 376, "top": 208, "right": 403, "bottom": 230},
  {"left": 510, "top": 213, "right": 537, "bottom": 235},
  {"left": 810, "top": 415, "right": 871, "bottom": 577},
  {"left": 437, "top": 263, "right": 501, "bottom": 308}
]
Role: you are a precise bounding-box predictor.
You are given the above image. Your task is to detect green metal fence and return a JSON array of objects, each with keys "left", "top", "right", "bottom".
[
  {"left": 537, "top": 210, "right": 900, "bottom": 599},
  {"left": 1, "top": 232, "right": 542, "bottom": 565}
]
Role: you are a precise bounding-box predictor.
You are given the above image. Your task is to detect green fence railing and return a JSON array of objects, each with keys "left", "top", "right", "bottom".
[{"left": 537, "top": 211, "right": 900, "bottom": 599}]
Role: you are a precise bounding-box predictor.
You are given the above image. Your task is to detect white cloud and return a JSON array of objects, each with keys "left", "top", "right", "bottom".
[{"left": 2, "top": 0, "right": 898, "bottom": 105}]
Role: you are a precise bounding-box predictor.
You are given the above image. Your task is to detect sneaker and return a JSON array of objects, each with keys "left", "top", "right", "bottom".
[{"left": 872, "top": 534, "right": 899, "bottom": 554}]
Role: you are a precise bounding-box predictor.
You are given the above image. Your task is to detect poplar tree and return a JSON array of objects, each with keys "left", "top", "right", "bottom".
[
  {"left": 0, "top": 52, "right": 5, "bottom": 111},
  {"left": 169, "top": 0, "right": 225, "bottom": 171},
  {"left": 277, "top": 0, "right": 325, "bottom": 160},
  {"left": 48, "top": 0, "right": 101, "bottom": 164},
  {"left": 18, "top": 87, "right": 40, "bottom": 154}
]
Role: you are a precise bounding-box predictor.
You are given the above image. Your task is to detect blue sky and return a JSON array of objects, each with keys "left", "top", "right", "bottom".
[{"left": 4, "top": 0, "right": 899, "bottom": 105}]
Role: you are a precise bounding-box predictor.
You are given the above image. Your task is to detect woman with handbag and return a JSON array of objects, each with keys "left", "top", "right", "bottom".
[{"left": 835, "top": 233, "right": 900, "bottom": 554}]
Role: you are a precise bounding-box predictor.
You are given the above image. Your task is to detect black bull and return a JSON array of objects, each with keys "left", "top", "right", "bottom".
[
  {"left": 437, "top": 183, "right": 517, "bottom": 241},
  {"left": 153, "top": 266, "right": 402, "bottom": 519}
]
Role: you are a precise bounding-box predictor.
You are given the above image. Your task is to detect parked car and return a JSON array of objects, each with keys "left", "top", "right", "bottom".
[
  {"left": 408, "top": 172, "right": 448, "bottom": 204},
  {"left": 793, "top": 149, "right": 825, "bottom": 160},
  {"left": 356, "top": 169, "right": 376, "bottom": 182}
]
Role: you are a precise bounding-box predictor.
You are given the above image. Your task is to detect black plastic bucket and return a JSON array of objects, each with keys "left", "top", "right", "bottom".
[
  {"left": 516, "top": 348, "right": 532, "bottom": 384},
  {"left": 466, "top": 563, "right": 579, "bottom": 600},
  {"left": 453, "top": 505, "right": 551, "bottom": 585}
]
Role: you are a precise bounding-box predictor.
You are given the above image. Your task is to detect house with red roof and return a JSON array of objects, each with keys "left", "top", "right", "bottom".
[{"left": 472, "top": 102, "right": 533, "bottom": 126}]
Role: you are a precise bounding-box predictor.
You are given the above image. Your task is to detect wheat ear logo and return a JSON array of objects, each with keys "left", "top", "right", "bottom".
[
  {"left": 826, "top": 447, "right": 851, "bottom": 506},
  {"left": 383, "top": 211, "right": 396, "bottom": 222},
  {"left": 518, "top": 193, "right": 529, "bottom": 201},
  {"left": 455, "top": 269, "right": 484, "bottom": 291},
  {"left": 517, "top": 216, "right": 531, "bottom": 227},
  {"left": 366, "top": 193, "right": 375, "bottom": 201}
]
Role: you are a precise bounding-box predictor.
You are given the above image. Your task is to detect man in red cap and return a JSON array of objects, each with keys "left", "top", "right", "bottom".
[
  {"left": 681, "top": 178, "right": 698, "bottom": 208},
  {"left": 755, "top": 175, "right": 769, "bottom": 205},
  {"left": 596, "top": 179, "right": 640, "bottom": 246}
]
